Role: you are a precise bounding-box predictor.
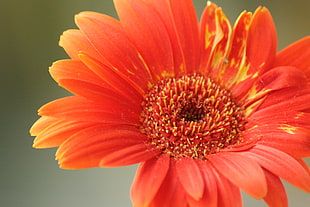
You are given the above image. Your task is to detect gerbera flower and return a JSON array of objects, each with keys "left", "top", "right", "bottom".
[{"left": 30, "top": 0, "right": 310, "bottom": 206}]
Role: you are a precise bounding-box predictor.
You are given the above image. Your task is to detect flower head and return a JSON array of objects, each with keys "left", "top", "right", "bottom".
[{"left": 31, "top": 0, "right": 310, "bottom": 206}]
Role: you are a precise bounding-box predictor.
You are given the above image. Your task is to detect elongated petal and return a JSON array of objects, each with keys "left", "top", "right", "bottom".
[
  {"left": 99, "top": 144, "right": 159, "bottom": 167},
  {"left": 187, "top": 161, "right": 217, "bottom": 207},
  {"left": 175, "top": 157, "right": 204, "bottom": 200},
  {"left": 165, "top": 0, "right": 200, "bottom": 74},
  {"left": 206, "top": 7, "right": 232, "bottom": 82},
  {"left": 59, "top": 29, "right": 101, "bottom": 60},
  {"left": 50, "top": 59, "right": 141, "bottom": 105},
  {"left": 242, "top": 66, "right": 307, "bottom": 115},
  {"left": 199, "top": 2, "right": 218, "bottom": 74},
  {"left": 50, "top": 59, "right": 104, "bottom": 87},
  {"left": 213, "top": 166, "right": 242, "bottom": 207},
  {"left": 32, "top": 119, "right": 96, "bottom": 148},
  {"left": 263, "top": 170, "right": 288, "bottom": 207},
  {"left": 79, "top": 53, "right": 143, "bottom": 101},
  {"left": 220, "top": 11, "right": 252, "bottom": 87},
  {"left": 130, "top": 155, "right": 170, "bottom": 207},
  {"left": 75, "top": 11, "right": 152, "bottom": 90},
  {"left": 56, "top": 125, "right": 146, "bottom": 169},
  {"left": 148, "top": 159, "right": 188, "bottom": 207},
  {"left": 274, "top": 36, "right": 310, "bottom": 77},
  {"left": 143, "top": 0, "right": 200, "bottom": 74},
  {"left": 244, "top": 124, "right": 310, "bottom": 157},
  {"left": 244, "top": 145, "right": 310, "bottom": 192},
  {"left": 254, "top": 86, "right": 310, "bottom": 115},
  {"left": 209, "top": 152, "right": 267, "bottom": 199},
  {"left": 250, "top": 110, "right": 310, "bottom": 129},
  {"left": 38, "top": 96, "right": 139, "bottom": 124},
  {"left": 199, "top": 2, "right": 233, "bottom": 79},
  {"left": 245, "top": 66, "right": 306, "bottom": 100},
  {"left": 30, "top": 117, "right": 58, "bottom": 136},
  {"left": 114, "top": 0, "right": 174, "bottom": 79},
  {"left": 245, "top": 7, "right": 277, "bottom": 77},
  {"left": 231, "top": 7, "right": 277, "bottom": 98}
]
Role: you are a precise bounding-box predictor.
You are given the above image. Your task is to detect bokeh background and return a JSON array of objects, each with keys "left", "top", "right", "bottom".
[{"left": 1, "top": 0, "right": 310, "bottom": 206}]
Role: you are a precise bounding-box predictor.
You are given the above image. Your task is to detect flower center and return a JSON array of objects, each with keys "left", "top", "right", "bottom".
[{"left": 140, "top": 74, "right": 246, "bottom": 159}]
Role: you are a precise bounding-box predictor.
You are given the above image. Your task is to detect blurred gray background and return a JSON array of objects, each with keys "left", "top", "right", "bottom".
[{"left": 1, "top": 0, "right": 309, "bottom": 206}]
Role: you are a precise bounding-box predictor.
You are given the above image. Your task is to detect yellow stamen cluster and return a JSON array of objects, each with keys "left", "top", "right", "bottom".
[{"left": 140, "top": 74, "right": 245, "bottom": 159}]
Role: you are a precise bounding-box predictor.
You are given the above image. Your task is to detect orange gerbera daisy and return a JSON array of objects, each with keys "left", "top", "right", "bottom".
[{"left": 30, "top": 0, "right": 310, "bottom": 206}]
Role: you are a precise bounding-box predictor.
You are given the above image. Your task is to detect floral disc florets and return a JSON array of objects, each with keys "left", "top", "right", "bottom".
[{"left": 140, "top": 74, "right": 246, "bottom": 159}]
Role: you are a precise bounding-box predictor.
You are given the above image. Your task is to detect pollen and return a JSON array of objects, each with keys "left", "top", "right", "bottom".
[{"left": 140, "top": 74, "right": 246, "bottom": 159}]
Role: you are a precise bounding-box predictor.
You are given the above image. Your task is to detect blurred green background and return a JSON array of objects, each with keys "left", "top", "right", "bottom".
[{"left": 1, "top": 0, "right": 309, "bottom": 206}]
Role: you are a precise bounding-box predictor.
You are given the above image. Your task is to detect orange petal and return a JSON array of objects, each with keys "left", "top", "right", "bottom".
[
  {"left": 274, "top": 36, "right": 310, "bottom": 78},
  {"left": 114, "top": 0, "right": 174, "bottom": 79},
  {"left": 199, "top": 2, "right": 218, "bottom": 74},
  {"left": 263, "top": 170, "right": 288, "bottom": 207},
  {"left": 32, "top": 118, "right": 96, "bottom": 149},
  {"left": 254, "top": 86, "right": 310, "bottom": 115},
  {"left": 56, "top": 125, "right": 146, "bottom": 169},
  {"left": 148, "top": 159, "right": 188, "bottom": 207},
  {"left": 245, "top": 7, "right": 277, "bottom": 77},
  {"left": 241, "top": 66, "right": 307, "bottom": 113},
  {"left": 130, "top": 155, "right": 170, "bottom": 207},
  {"left": 220, "top": 11, "right": 252, "bottom": 87},
  {"left": 50, "top": 60, "right": 139, "bottom": 104},
  {"left": 175, "top": 158, "right": 204, "bottom": 200},
  {"left": 38, "top": 96, "right": 140, "bottom": 124},
  {"left": 212, "top": 166, "right": 242, "bottom": 207},
  {"left": 50, "top": 59, "right": 103, "bottom": 86},
  {"left": 30, "top": 116, "right": 57, "bottom": 136},
  {"left": 79, "top": 53, "right": 144, "bottom": 101},
  {"left": 99, "top": 144, "right": 159, "bottom": 167},
  {"left": 75, "top": 11, "right": 152, "bottom": 89},
  {"left": 144, "top": 0, "right": 200, "bottom": 75},
  {"left": 51, "top": 58, "right": 143, "bottom": 103},
  {"left": 245, "top": 145, "right": 310, "bottom": 192},
  {"left": 187, "top": 161, "right": 218, "bottom": 207},
  {"left": 206, "top": 7, "right": 232, "bottom": 82},
  {"left": 244, "top": 124, "right": 310, "bottom": 158},
  {"left": 59, "top": 29, "right": 101, "bottom": 60},
  {"left": 232, "top": 7, "right": 277, "bottom": 98},
  {"left": 209, "top": 152, "right": 267, "bottom": 199},
  {"left": 250, "top": 110, "right": 310, "bottom": 129}
]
